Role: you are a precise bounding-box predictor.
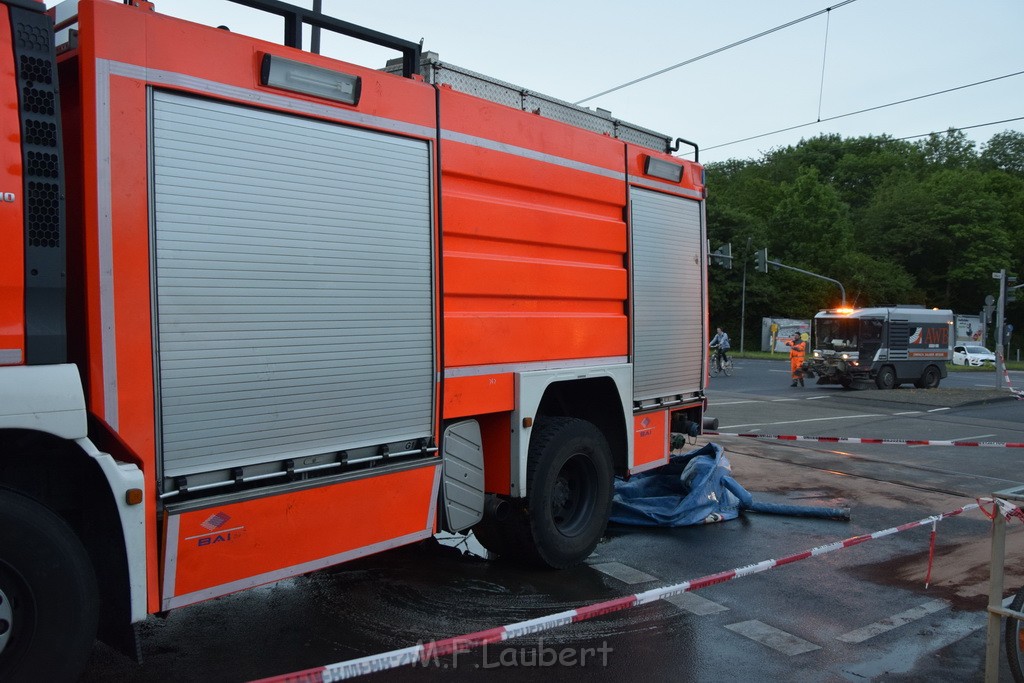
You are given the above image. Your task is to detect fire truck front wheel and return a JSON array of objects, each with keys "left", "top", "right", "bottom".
[
  {"left": 0, "top": 488, "right": 99, "bottom": 683},
  {"left": 521, "top": 417, "right": 614, "bottom": 569}
]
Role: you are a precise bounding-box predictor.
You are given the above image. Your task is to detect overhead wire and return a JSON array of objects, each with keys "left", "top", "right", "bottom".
[
  {"left": 700, "top": 69, "right": 1024, "bottom": 152},
  {"left": 573, "top": 0, "right": 860, "bottom": 105},
  {"left": 816, "top": 8, "right": 832, "bottom": 122},
  {"left": 570, "top": 1, "right": 1020, "bottom": 158},
  {"left": 892, "top": 116, "right": 1024, "bottom": 142}
]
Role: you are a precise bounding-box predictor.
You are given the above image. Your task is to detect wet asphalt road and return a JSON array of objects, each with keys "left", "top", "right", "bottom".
[{"left": 80, "top": 363, "right": 1024, "bottom": 682}]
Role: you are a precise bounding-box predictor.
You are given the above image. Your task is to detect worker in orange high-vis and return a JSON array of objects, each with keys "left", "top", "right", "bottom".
[{"left": 785, "top": 332, "right": 806, "bottom": 387}]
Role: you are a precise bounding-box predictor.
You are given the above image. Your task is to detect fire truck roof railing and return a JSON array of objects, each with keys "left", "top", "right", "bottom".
[
  {"left": 385, "top": 52, "right": 676, "bottom": 154},
  {"left": 225, "top": 0, "right": 422, "bottom": 78}
]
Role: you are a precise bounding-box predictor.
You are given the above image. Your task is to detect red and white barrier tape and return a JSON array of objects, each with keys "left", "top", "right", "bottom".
[
  {"left": 705, "top": 432, "right": 1024, "bottom": 448},
  {"left": 978, "top": 496, "right": 1024, "bottom": 524},
  {"left": 251, "top": 500, "right": 995, "bottom": 683},
  {"left": 996, "top": 351, "right": 1024, "bottom": 400}
]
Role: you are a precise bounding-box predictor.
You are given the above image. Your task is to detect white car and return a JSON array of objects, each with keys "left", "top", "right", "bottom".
[{"left": 952, "top": 344, "right": 996, "bottom": 366}]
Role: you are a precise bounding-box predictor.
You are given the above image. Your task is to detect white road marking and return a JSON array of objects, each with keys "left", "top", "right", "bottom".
[
  {"left": 721, "top": 414, "right": 881, "bottom": 430},
  {"left": 927, "top": 407, "right": 951, "bottom": 413},
  {"left": 893, "top": 411, "right": 922, "bottom": 415},
  {"left": 663, "top": 592, "right": 729, "bottom": 615},
  {"left": 711, "top": 400, "right": 765, "bottom": 406},
  {"left": 590, "top": 562, "right": 656, "bottom": 584},
  {"left": 771, "top": 398, "right": 800, "bottom": 402},
  {"left": 836, "top": 599, "right": 949, "bottom": 643},
  {"left": 724, "top": 620, "right": 821, "bottom": 655},
  {"left": 805, "top": 396, "right": 829, "bottom": 400}
]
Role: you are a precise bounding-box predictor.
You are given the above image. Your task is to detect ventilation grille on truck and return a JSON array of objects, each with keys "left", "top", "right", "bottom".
[{"left": 10, "top": 5, "right": 67, "bottom": 365}]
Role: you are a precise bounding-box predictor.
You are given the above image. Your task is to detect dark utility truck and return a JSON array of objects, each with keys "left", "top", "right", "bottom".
[{"left": 808, "top": 306, "right": 954, "bottom": 390}]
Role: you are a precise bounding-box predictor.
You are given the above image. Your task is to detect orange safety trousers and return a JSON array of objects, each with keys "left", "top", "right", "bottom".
[{"left": 787, "top": 341, "right": 806, "bottom": 380}]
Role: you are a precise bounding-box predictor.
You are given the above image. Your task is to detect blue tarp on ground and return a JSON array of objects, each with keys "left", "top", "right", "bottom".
[{"left": 610, "top": 442, "right": 753, "bottom": 527}]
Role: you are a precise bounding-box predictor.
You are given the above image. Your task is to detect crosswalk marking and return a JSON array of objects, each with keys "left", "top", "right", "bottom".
[
  {"left": 724, "top": 620, "right": 821, "bottom": 655},
  {"left": 590, "top": 561, "right": 656, "bottom": 584},
  {"left": 836, "top": 599, "right": 949, "bottom": 643},
  {"left": 662, "top": 591, "right": 729, "bottom": 615}
]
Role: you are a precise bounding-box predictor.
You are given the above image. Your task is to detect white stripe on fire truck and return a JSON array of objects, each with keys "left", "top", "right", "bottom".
[
  {"left": 443, "top": 356, "right": 629, "bottom": 379},
  {"left": 441, "top": 129, "right": 625, "bottom": 180},
  {"left": 95, "top": 59, "right": 119, "bottom": 430},
  {"left": 102, "top": 59, "right": 662, "bottom": 192},
  {"left": 103, "top": 60, "right": 437, "bottom": 140}
]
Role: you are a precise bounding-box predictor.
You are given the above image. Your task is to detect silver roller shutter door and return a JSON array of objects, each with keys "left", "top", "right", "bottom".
[
  {"left": 152, "top": 91, "right": 434, "bottom": 478},
  {"left": 631, "top": 188, "right": 704, "bottom": 400}
]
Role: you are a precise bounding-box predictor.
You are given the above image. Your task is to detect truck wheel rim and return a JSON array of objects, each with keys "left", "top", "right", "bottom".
[
  {"left": 0, "top": 584, "right": 12, "bottom": 655},
  {"left": 550, "top": 453, "right": 597, "bottom": 537},
  {"left": 0, "top": 562, "right": 31, "bottom": 664}
]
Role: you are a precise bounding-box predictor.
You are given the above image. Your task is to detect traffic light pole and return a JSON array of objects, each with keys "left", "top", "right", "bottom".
[
  {"left": 740, "top": 237, "right": 751, "bottom": 354},
  {"left": 995, "top": 269, "right": 1006, "bottom": 388},
  {"left": 766, "top": 259, "right": 847, "bottom": 307}
]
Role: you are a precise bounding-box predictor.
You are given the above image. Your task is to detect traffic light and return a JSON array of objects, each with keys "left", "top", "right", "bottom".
[
  {"left": 754, "top": 247, "right": 768, "bottom": 273},
  {"left": 1008, "top": 274, "right": 1019, "bottom": 302},
  {"left": 711, "top": 242, "right": 732, "bottom": 269},
  {"left": 983, "top": 304, "right": 994, "bottom": 324}
]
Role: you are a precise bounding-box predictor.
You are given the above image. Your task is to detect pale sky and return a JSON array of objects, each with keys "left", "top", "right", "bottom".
[{"left": 57, "top": 0, "right": 1024, "bottom": 164}]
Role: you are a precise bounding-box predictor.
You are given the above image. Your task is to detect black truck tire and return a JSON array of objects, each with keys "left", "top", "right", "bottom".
[
  {"left": 517, "top": 417, "right": 614, "bottom": 569},
  {"left": 875, "top": 365, "right": 897, "bottom": 390},
  {"left": 914, "top": 365, "right": 942, "bottom": 389},
  {"left": 0, "top": 489, "right": 99, "bottom": 683}
]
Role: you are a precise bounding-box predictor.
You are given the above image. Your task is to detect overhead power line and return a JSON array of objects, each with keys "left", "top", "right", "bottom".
[
  {"left": 574, "top": 0, "right": 860, "bottom": 105},
  {"left": 892, "top": 116, "right": 1024, "bottom": 142},
  {"left": 701, "top": 69, "right": 1024, "bottom": 152}
]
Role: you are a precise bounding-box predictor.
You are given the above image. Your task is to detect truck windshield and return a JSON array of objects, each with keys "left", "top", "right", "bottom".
[{"left": 814, "top": 318, "right": 859, "bottom": 353}]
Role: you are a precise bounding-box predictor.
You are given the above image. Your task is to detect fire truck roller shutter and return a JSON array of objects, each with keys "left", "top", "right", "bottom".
[
  {"left": 151, "top": 92, "right": 434, "bottom": 480},
  {"left": 630, "top": 188, "right": 704, "bottom": 401}
]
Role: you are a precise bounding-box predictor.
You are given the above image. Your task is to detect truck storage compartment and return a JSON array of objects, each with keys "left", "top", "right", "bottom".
[{"left": 151, "top": 92, "right": 436, "bottom": 494}]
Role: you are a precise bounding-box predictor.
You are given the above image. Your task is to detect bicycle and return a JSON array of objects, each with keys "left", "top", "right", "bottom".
[
  {"left": 1007, "top": 584, "right": 1024, "bottom": 683},
  {"left": 708, "top": 347, "right": 733, "bottom": 377}
]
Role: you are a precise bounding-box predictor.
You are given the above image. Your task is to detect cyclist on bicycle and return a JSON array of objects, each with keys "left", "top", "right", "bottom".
[{"left": 709, "top": 327, "right": 731, "bottom": 367}]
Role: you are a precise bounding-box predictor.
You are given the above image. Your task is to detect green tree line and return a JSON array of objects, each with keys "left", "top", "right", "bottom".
[{"left": 706, "top": 129, "right": 1024, "bottom": 352}]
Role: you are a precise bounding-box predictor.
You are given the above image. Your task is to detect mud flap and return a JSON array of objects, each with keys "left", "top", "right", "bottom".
[{"left": 441, "top": 420, "right": 485, "bottom": 532}]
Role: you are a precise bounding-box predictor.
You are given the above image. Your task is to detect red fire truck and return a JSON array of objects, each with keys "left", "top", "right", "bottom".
[{"left": 0, "top": 0, "right": 708, "bottom": 678}]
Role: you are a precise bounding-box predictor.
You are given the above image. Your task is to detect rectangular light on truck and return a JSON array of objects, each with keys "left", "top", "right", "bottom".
[
  {"left": 260, "top": 54, "right": 361, "bottom": 106},
  {"left": 643, "top": 155, "right": 684, "bottom": 183}
]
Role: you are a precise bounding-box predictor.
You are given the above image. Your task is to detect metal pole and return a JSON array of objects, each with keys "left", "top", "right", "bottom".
[
  {"left": 996, "top": 269, "right": 1006, "bottom": 389},
  {"left": 740, "top": 237, "right": 751, "bottom": 353},
  {"left": 984, "top": 508, "right": 1006, "bottom": 682},
  {"left": 767, "top": 260, "right": 846, "bottom": 307},
  {"left": 311, "top": 0, "right": 322, "bottom": 53}
]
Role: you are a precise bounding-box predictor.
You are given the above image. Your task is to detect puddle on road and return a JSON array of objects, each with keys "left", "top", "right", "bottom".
[{"left": 307, "top": 535, "right": 688, "bottom": 651}]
